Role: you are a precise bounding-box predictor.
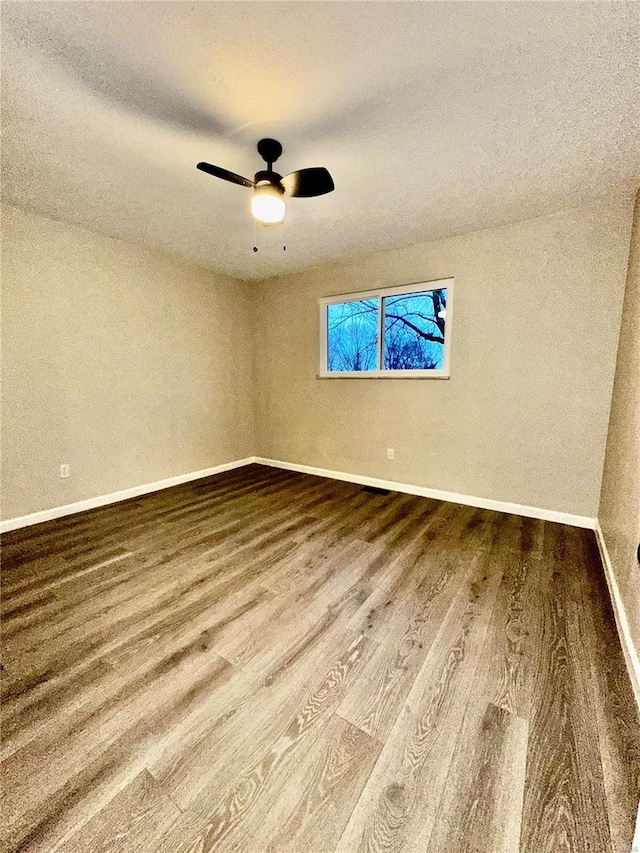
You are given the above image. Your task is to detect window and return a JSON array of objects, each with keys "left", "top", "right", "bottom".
[{"left": 319, "top": 279, "right": 453, "bottom": 378}]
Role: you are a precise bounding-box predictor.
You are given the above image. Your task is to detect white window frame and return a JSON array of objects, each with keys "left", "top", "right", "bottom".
[{"left": 318, "top": 278, "right": 453, "bottom": 379}]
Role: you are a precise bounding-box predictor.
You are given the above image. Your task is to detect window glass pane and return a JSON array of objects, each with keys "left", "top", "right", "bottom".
[
  {"left": 327, "top": 298, "right": 379, "bottom": 372},
  {"left": 382, "top": 289, "right": 446, "bottom": 370}
]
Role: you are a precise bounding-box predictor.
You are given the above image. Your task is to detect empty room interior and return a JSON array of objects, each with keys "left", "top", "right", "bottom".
[{"left": 1, "top": 2, "right": 640, "bottom": 852}]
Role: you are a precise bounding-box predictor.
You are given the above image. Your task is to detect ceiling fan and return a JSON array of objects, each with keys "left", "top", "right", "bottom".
[{"left": 197, "top": 138, "right": 334, "bottom": 224}]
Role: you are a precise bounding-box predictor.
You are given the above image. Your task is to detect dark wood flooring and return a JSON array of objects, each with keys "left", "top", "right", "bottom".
[{"left": 1, "top": 463, "right": 639, "bottom": 852}]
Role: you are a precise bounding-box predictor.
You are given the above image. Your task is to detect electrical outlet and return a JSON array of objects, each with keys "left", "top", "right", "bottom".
[
  {"left": 387, "top": 448, "right": 395, "bottom": 460},
  {"left": 59, "top": 464, "right": 70, "bottom": 479}
]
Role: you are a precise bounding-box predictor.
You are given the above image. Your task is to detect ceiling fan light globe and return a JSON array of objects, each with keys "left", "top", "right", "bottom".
[{"left": 251, "top": 186, "right": 285, "bottom": 224}]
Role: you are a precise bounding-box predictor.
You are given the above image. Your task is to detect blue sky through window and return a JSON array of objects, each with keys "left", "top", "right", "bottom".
[
  {"left": 327, "top": 298, "right": 379, "bottom": 372},
  {"left": 383, "top": 290, "right": 445, "bottom": 370},
  {"left": 326, "top": 288, "right": 447, "bottom": 372}
]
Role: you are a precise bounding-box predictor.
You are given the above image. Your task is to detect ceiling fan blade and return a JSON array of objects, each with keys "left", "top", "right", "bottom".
[
  {"left": 280, "top": 167, "right": 334, "bottom": 198},
  {"left": 196, "top": 162, "right": 254, "bottom": 188}
]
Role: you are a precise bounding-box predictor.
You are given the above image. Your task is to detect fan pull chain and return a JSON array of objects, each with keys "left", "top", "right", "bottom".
[{"left": 252, "top": 218, "right": 288, "bottom": 253}]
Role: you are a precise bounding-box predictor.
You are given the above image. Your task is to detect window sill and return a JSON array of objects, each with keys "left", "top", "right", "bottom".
[{"left": 316, "top": 372, "right": 450, "bottom": 380}]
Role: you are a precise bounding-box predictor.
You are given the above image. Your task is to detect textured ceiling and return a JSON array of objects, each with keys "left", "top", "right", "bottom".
[{"left": 2, "top": 2, "right": 639, "bottom": 280}]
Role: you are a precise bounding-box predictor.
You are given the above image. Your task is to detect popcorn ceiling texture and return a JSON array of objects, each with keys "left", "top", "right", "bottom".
[{"left": 1, "top": 2, "right": 638, "bottom": 280}]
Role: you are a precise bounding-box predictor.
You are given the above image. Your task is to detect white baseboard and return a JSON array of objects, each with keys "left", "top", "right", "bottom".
[
  {"left": 253, "top": 457, "right": 596, "bottom": 529},
  {"left": 0, "top": 458, "right": 255, "bottom": 533},
  {"left": 595, "top": 521, "right": 640, "bottom": 712},
  {"left": 1, "top": 454, "right": 598, "bottom": 535}
]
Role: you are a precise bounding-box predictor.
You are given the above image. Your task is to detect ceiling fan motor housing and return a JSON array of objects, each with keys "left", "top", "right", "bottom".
[{"left": 254, "top": 169, "right": 284, "bottom": 189}]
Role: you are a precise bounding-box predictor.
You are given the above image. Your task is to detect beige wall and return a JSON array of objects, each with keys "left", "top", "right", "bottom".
[
  {"left": 2, "top": 199, "right": 633, "bottom": 524},
  {"left": 253, "top": 201, "right": 633, "bottom": 518},
  {"left": 1, "top": 203, "right": 254, "bottom": 520},
  {"left": 599, "top": 190, "right": 640, "bottom": 659}
]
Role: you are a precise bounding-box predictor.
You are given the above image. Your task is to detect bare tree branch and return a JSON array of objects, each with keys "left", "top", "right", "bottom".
[{"left": 384, "top": 313, "right": 444, "bottom": 345}]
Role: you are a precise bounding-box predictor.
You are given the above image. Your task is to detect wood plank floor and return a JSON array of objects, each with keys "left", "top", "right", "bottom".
[{"left": 1, "top": 463, "right": 639, "bottom": 853}]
